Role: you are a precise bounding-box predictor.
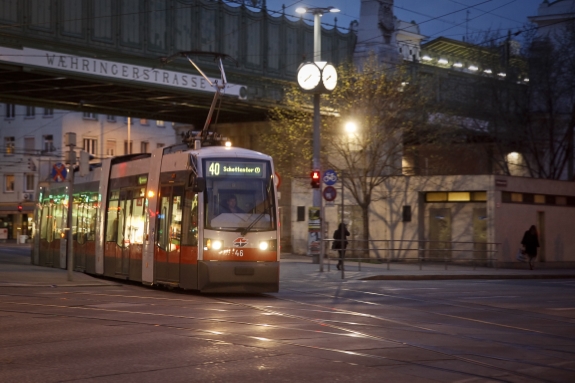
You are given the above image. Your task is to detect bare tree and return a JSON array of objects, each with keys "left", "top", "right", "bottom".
[{"left": 264, "top": 55, "right": 437, "bottom": 250}]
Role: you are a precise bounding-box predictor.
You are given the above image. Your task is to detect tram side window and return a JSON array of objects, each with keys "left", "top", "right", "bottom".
[
  {"left": 106, "top": 191, "right": 120, "bottom": 242},
  {"left": 87, "top": 194, "right": 98, "bottom": 241},
  {"left": 170, "top": 186, "right": 183, "bottom": 249},
  {"left": 157, "top": 186, "right": 171, "bottom": 250},
  {"left": 126, "top": 188, "right": 146, "bottom": 244},
  {"left": 40, "top": 201, "right": 50, "bottom": 240},
  {"left": 117, "top": 190, "right": 128, "bottom": 247},
  {"left": 181, "top": 190, "right": 198, "bottom": 246},
  {"left": 72, "top": 197, "right": 80, "bottom": 243}
]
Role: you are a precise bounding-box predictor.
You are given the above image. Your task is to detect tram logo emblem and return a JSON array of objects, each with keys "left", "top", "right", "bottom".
[{"left": 233, "top": 237, "right": 248, "bottom": 247}]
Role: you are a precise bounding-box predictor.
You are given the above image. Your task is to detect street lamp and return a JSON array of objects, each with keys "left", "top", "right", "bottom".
[
  {"left": 295, "top": 5, "right": 339, "bottom": 207},
  {"left": 296, "top": 5, "right": 340, "bottom": 267}
]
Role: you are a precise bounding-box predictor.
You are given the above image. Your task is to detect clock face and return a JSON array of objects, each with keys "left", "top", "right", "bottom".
[
  {"left": 322, "top": 64, "right": 337, "bottom": 91},
  {"left": 297, "top": 63, "right": 321, "bottom": 91}
]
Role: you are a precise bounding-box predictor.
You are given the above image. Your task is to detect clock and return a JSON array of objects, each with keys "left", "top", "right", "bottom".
[
  {"left": 297, "top": 62, "right": 321, "bottom": 91},
  {"left": 321, "top": 64, "right": 337, "bottom": 91},
  {"left": 297, "top": 61, "right": 337, "bottom": 93}
]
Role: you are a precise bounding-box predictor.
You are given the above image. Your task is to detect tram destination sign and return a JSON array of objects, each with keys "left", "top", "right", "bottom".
[{"left": 206, "top": 161, "right": 266, "bottom": 178}]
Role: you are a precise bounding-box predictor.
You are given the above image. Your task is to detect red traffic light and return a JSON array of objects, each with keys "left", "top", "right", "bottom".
[
  {"left": 17, "top": 204, "right": 23, "bottom": 212},
  {"left": 310, "top": 170, "right": 321, "bottom": 188}
]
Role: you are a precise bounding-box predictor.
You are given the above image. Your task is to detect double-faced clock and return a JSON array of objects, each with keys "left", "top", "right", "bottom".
[{"left": 297, "top": 61, "right": 338, "bottom": 93}]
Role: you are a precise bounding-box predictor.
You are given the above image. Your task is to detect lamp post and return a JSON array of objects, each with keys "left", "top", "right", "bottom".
[
  {"left": 296, "top": 6, "right": 339, "bottom": 267},
  {"left": 296, "top": 6, "right": 340, "bottom": 208}
]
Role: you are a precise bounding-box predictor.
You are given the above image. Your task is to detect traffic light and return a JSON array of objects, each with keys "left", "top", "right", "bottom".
[
  {"left": 310, "top": 170, "right": 321, "bottom": 188},
  {"left": 17, "top": 204, "right": 23, "bottom": 212}
]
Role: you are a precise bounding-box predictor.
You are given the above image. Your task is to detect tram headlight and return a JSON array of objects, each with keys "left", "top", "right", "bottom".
[
  {"left": 205, "top": 238, "right": 223, "bottom": 251},
  {"left": 212, "top": 240, "right": 223, "bottom": 250},
  {"left": 259, "top": 241, "right": 269, "bottom": 251}
]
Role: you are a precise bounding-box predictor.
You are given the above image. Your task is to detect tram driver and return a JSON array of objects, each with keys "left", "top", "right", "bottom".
[{"left": 220, "top": 195, "right": 244, "bottom": 214}]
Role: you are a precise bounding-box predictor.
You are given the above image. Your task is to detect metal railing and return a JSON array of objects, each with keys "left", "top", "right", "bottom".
[{"left": 323, "top": 239, "right": 500, "bottom": 274}]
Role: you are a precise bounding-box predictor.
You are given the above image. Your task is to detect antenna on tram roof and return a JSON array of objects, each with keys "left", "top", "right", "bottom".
[{"left": 160, "top": 51, "right": 238, "bottom": 148}]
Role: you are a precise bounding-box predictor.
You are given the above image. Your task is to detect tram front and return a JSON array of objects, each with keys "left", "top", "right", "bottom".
[{"left": 198, "top": 154, "right": 279, "bottom": 293}]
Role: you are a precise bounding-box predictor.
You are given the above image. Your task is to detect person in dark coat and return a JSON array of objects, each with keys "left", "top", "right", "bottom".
[
  {"left": 521, "top": 225, "right": 540, "bottom": 270},
  {"left": 332, "top": 223, "right": 350, "bottom": 270}
]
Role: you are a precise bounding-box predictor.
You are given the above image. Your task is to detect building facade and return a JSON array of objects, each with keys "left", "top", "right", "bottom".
[{"left": 0, "top": 104, "right": 177, "bottom": 240}]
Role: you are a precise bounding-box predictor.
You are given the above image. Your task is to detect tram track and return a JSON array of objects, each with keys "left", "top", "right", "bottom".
[{"left": 1, "top": 287, "right": 572, "bottom": 382}]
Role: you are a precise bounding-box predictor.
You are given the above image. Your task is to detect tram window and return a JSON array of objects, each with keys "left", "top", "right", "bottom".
[
  {"left": 157, "top": 186, "right": 171, "bottom": 250},
  {"left": 40, "top": 202, "right": 50, "bottom": 240},
  {"left": 181, "top": 191, "right": 198, "bottom": 246},
  {"left": 106, "top": 194, "right": 119, "bottom": 242},
  {"left": 126, "top": 188, "right": 146, "bottom": 244}
]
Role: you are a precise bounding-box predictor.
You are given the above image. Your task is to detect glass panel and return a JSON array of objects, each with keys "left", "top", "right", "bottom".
[
  {"left": 106, "top": 194, "right": 119, "bottom": 242},
  {"left": 181, "top": 190, "right": 198, "bottom": 246},
  {"left": 203, "top": 159, "right": 276, "bottom": 232},
  {"left": 126, "top": 188, "right": 146, "bottom": 244},
  {"left": 471, "top": 191, "right": 487, "bottom": 201},
  {"left": 169, "top": 186, "right": 184, "bottom": 250},
  {"left": 448, "top": 192, "right": 470, "bottom": 202},
  {"left": 156, "top": 186, "right": 171, "bottom": 250},
  {"left": 534, "top": 194, "right": 545, "bottom": 204},
  {"left": 425, "top": 192, "right": 447, "bottom": 202},
  {"left": 511, "top": 193, "right": 523, "bottom": 203}
]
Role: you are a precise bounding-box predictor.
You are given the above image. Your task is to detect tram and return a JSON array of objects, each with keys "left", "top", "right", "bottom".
[
  {"left": 32, "top": 139, "right": 280, "bottom": 292},
  {"left": 31, "top": 52, "right": 280, "bottom": 293}
]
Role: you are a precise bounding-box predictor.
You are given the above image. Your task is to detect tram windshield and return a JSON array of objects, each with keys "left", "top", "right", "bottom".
[{"left": 203, "top": 158, "right": 276, "bottom": 232}]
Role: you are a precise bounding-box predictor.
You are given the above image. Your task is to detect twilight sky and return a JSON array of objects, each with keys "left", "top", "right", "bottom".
[{"left": 260, "top": 0, "right": 545, "bottom": 42}]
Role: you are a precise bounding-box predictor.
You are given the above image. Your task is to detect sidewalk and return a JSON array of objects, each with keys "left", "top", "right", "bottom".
[
  {"left": 279, "top": 254, "right": 575, "bottom": 281},
  {"left": 2, "top": 246, "right": 575, "bottom": 288}
]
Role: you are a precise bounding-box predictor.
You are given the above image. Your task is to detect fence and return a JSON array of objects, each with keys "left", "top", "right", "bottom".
[{"left": 324, "top": 239, "right": 500, "bottom": 271}]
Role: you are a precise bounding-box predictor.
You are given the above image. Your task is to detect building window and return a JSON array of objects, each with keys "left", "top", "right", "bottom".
[
  {"left": 107, "top": 115, "right": 116, "bottom": 122},
  {"left": 402, "top": 206, "right": 412, "bottom": 222},
  {"left": 83, "top": 138, "right": 97, "bottom": 155},
  {"left": 425, "top": 191, "right": 487, "bottom": 203},
  {"left": 106, "top": 140, "right": 116, "bottom": 156},
  {"left": 140, "top": 141, "right": 149, "bottom": 153},
  {"left": 297, "top": 206, "right": 305, "bottom": 221},
  {"left": 140, "top": 118, "right": 148, "bottom": 125},
  {"left": 156, "top": 143, "right": 165, "bottom": 148},
  {"left": 25, "top": 106, "right": 35, "bottom": 118},
  {"left": 43, "top": 108, "right": 53, "bottom": 117},
  {"left": 25, "top": 174, "right": 35, "bottom": 191},
  {"left": 156, "top": 120, "right": 165, "bottom": 127},
  {"left": 124, "top": 140, "right": 133, "bottom": 155},
  {"left": 5, "top": 104, "right": 15, "bottom": 119},
  {"left": 83, "top": 112, "right": 97, "bottom": 120},
  {"left": 4, "top": 137, "right": 15, "bottom": 155},
  {"left": 43, "top": 135, "right": 55, "bottom": 153},
  {"left": 4, "top": 174, "right": 15, "bottom": 192},
  {"left": 24, "top": 137, "right": 35, "bottom": 155}
]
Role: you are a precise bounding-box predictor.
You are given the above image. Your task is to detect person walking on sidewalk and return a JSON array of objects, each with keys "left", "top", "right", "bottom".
[
  {"left": 521, "top": 225, "right": 540, "bottom": 270},
  {"left": 332, "top": 223, "right": 350, "bottom": 271}
]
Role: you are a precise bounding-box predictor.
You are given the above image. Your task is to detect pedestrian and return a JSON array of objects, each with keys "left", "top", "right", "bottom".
[
  {"left": 332, "top": 222, "right": 350, "bottom": 270},
  {"left": 521, "top": 225, "right": 540, "bottom": 270}
]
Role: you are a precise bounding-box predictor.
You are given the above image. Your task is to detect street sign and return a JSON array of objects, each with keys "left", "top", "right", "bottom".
[
  {"left": 323, "top": 186, "right": 337, "bottom": 201},
  {"left": 274, "top": 172, "right": 281, "bottom": 189},
  {"left": 52, "top": 163, "right": 67, "bottom": 182},
  {"left": 323, "top": 169, "right": 338, "bottom": 185}
]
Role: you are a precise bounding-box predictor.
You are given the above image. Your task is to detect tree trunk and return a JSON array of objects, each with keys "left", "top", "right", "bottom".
[{"left": 361, "top": 204, "right": 370, "bottom": 260}]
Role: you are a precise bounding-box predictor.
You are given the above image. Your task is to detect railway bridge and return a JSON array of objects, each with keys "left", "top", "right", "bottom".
[{"left": 0, "top": 0, "right": 356, "bottom": 127}]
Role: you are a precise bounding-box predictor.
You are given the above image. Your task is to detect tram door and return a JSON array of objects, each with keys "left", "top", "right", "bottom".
[{"left": 155, "top": 185, "right": 184, "bottom": 283}]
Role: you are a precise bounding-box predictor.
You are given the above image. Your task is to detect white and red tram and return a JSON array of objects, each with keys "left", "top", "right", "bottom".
[{"left": 32, "top": 140, "right": 280, "bottom": 293}]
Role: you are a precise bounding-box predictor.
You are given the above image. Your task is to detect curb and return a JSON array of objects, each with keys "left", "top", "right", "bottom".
[{"left": 361, "top": 274, "right": 575, "bottom": 281}]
